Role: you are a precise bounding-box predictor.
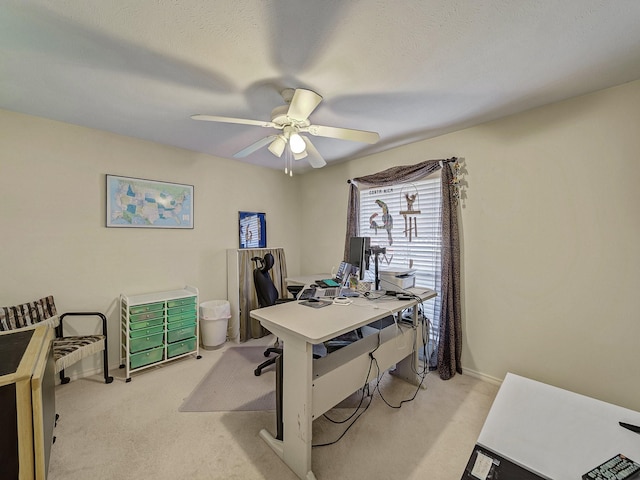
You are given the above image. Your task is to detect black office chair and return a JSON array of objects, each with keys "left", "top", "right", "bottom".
[{"left": 252, "top": 253, "right": 294, "bottom": 376}]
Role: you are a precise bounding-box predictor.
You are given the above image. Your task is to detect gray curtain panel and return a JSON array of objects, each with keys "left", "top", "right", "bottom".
[
  {"left": 437, "top": 161, "right": 462, "bottom": 380},
  {"left": 344, "top": 158, "right": 462, "bottom": 379},
  {"left": 238, "top": 248, "right": 288, "bottom": 341}
]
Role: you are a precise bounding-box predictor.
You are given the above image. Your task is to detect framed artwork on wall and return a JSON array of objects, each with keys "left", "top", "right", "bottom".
[
  {"left": 106, "top": 174, "right": 194, "bottom": 228},
  {"left": 239, "top": 211, "right": 266, "bottom": 248}
]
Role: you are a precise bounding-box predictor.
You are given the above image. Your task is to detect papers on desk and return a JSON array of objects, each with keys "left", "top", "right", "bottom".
[
  {"left": 462, "top": 445, "right": 545, "bottom": 480},
  {"left": 470, "top": 451, "right": 493, "bottom": 479}
]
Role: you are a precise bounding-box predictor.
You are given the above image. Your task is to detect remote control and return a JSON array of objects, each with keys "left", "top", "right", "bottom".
[{"left": 582, "top": 454, "right": 640, "bottom": 480}]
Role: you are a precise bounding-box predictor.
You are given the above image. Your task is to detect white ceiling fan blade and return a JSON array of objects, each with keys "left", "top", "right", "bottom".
[
  {"left": 302, "top": 137, "right": 326, "bottom": 168},
  {"left": 191, "top": 114, "right": 276, "bottom": 129},
  {"left": 305, "top": 124, "right": 379, "bottom": 144},
  {"left": 233, "top": 135, "right": 277, "bottom": 158},
  {"left": 287, "top": 89, "right": 323, "bottom": 121}
]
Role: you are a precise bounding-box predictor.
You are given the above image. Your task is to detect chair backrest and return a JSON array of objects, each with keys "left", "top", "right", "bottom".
[
  {"left": 0, "top": 296, "right": 59, "bottom": 333},
  {"left": 253, "top": 253, "right": 280, "bottom": 308}
]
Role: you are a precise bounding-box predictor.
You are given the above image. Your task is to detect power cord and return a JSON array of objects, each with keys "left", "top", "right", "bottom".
[
  {"left": 311, "top": 299, "right": 433, "bottom": 447},
  {"left": 312, "top": 332, "right": 381, "bottom": 448}
]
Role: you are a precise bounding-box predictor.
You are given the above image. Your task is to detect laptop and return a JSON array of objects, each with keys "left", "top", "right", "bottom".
[
  {"left": 295, "top": 263, "right": 359, "bottom": 300},
  {"left": 315, "top": 265, "right": 359, "bottom": 298},
  {"left": 316, "top": 262, "right": 353, "bottom": 288}
]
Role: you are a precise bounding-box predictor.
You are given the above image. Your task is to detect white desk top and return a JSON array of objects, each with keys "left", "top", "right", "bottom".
[
  {"left": 285, "top": 274, "right": 332, "bottom": 286},
  {"left": 478, "top": 373, "right": 640, "bottom": 478},
  {"left": 250, "top": 287, "right": 436, "bottom": 344}
]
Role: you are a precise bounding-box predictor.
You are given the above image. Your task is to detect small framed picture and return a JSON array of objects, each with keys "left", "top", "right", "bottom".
[{"left": 239, "top": 211, "right": 266, "bottom": 248}]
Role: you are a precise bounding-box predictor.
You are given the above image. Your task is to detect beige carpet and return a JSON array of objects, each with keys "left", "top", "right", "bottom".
[
  {"left": 179, "top": 346, "right": 279, "bottom": 412},
  {"left": 48, "top": 338, "right": 500, "bottom": 480},
  {"left": 179, "top": 346, "right": 365, "bottom": 412}
]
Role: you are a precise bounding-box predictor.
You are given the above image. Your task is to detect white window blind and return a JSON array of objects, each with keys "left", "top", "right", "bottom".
[{"left": 358, "top": 174, "right": 442, "bottom": 344}]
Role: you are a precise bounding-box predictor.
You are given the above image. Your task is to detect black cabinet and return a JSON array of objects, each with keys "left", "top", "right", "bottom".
[{"left": 0, "top": 326, "right": 56, "bottom": 479}]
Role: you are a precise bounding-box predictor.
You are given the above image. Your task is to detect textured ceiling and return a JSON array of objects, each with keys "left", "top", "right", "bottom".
[{"left": 2, "top": 1, "right": 640, "bottom": 173}]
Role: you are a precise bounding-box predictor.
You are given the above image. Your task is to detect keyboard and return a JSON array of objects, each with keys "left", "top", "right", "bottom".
[
  {"left": 318, "top": 287, "right": 357, "bottom": 298},
  {"left": 321, "top": 287, "right": 340, "bottom": 297},
  {"left": 298, "top": 286, "right": 358, "bottom": 300},
  {"left": 582, "top": 454, "right": 640, "bottom": 480}
]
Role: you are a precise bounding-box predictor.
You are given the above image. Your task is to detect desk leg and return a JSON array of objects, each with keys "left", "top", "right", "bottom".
[
  {"left": 391, "top": 310, "right": 428, "bottom": 389},
  {"left": 259, "top": 332, "right": 316, "bottom": 480}
]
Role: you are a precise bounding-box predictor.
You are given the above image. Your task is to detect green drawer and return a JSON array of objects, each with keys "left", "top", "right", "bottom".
[
  {"left": 129, "top": 332, "right": 164, "bottom": 353},
  {"left": 130, "top": 324, "right": 164, "bottom": 338},
  {"left": 167, "top": 310, "right": 196, "bottom": 323},
  {"left": 129, "top": 302, "right": 164, "bottom": 315},
  {"left": 167, "top": 324, "right": 196, "bottom": 343},
  {"left": 167, "top": 304, "right": 196, "bottom": 317},
  {"left": 166, "top": 317, "right": 196, "bottom": 329},
  {"left": 167, "top": 337, "right": 196, "bottom": 358},
  {"left": 130, "top": 346, "right": 164, "bottom": 369},
  {"left": 129, "top": 316, "right": 164, "bottom": 331},
  {"left": 130, "top": 308, "right": 164, "bottom": 322},
  {"left": 166, "top": 297, "right": 196, "bottom": 308}
]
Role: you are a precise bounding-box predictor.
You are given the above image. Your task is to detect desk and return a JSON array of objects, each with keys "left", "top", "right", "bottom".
[
  {"left": 250, "top": 286, "right": 436, "bottom": 480},
  {"left": 462, "top": 373, "right": 640, "bottom": 479},
  {"left": 286, "top": 274, "right": 332, "bottom": 286}
]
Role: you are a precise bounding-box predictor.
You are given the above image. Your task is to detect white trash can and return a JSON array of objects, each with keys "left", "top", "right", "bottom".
[{"left": 199, "top": 300, "right": 231, "bottom": 350}]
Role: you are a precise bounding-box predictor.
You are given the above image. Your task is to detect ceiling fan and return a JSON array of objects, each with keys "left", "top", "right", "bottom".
[{"left": 191, "top": 88, "right": 380, "bottom": 174}]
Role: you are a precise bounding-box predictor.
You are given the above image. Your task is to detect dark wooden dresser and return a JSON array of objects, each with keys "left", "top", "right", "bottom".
[{"left": 0, "top": 325, "right": 56, "bottom": 479}]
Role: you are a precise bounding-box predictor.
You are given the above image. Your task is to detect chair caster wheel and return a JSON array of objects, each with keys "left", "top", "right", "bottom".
[{"left": 254, "top": 369, "right": 261, "bottom": 376}]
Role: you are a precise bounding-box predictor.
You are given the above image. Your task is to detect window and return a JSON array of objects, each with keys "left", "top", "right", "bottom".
[{"left": 358, "top": 173, "right": 442, "bottom": 352}]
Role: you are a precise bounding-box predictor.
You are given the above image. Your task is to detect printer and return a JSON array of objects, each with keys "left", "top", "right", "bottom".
[{"left": 378, "top": 268, "right": 416, "bottom": 292}]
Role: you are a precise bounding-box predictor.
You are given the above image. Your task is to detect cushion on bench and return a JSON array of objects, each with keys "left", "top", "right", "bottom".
[
  {"left": 0, "top": 295, "right": 59, "bottom": 332},
  {"left": 1, "top": 296, "right": 107, "bottom": 375},
  {"left": 53, "top": 336, "right": 105, "bottom": 373}
]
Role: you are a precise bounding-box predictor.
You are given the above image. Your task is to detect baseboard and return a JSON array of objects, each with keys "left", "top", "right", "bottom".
[{"left": 462, "top": 367, "right": 502, "bottom": 386}]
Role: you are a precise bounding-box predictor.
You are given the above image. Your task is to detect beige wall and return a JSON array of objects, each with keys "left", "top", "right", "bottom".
[
  {"left": 299, "top": 80, "right": 640, "bottom": 410},
  {"left": 2, "top": 79, "right": 639, "bottom": 410},
  {"left": 0, "top": 110, "right": 302, "bottom": 378}
]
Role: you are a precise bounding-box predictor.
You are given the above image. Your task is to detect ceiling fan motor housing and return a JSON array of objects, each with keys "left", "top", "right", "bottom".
[{"left": 270, "top": 105, "right": 310, "bottom": 129}]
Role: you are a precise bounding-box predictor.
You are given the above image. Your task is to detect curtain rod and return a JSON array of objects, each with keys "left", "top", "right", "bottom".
[{"left": 346, "top": 157, "right": 458, "bottom": 184}]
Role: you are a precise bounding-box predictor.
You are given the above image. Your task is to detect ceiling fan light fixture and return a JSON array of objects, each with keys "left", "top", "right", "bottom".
[
  {"left": 268, "top": 135, "right": 286, "bottom": 157},
  {"left": 289, "top": 132, "right": 306, "bottom": 154},
  {"left": 292, "top": 149, "right": 307, "bottom": 160}
]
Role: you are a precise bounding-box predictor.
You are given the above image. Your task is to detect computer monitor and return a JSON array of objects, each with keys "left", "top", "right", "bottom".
[{"left": 349, "top": 236, "right": 370, "bottom": 280}]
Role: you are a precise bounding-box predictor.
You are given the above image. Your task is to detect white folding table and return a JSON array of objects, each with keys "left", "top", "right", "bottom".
[{"left": 463, "top": 373, "right": 640, "bottom": 479}]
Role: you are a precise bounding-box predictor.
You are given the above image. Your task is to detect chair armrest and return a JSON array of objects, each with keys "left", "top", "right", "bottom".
[{"left": 58, "top": 311, "right": 108, "bottom": 338}]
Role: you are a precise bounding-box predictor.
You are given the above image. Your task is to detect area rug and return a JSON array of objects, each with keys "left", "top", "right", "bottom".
[
  {"left": 179, "top": 346, "right": 365, "bottom": 412},
  {"left": 179, "top": 346, "right": 277, "bottom": 412}
]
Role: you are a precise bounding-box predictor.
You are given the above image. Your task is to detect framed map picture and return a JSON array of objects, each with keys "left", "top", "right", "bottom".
[
  {"left": 239, "top": 211, "right": 266, "bottom": 248},
  {"left": 106, "top": 175, "right": 194, "bottom": 229}
]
